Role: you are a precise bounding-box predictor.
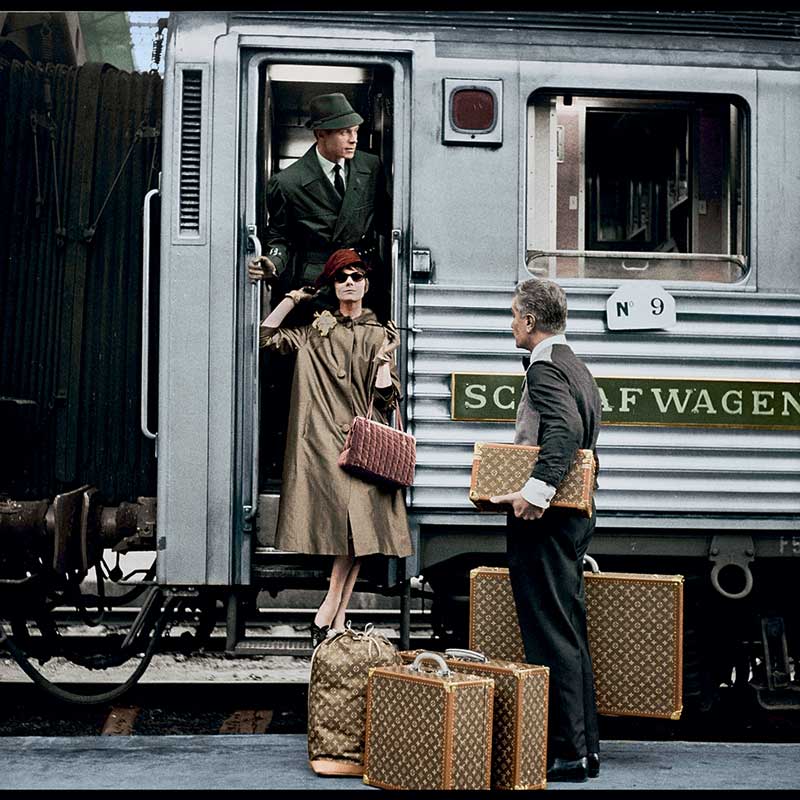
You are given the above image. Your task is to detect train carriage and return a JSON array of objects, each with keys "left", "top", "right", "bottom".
[{"left": 1, "top": 10, "right": 798, "bottom": 714}]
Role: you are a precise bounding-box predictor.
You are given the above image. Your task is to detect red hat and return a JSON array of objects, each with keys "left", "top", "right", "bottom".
[{"left": 315, "top": 248, "right": 369, "bottom": 288}]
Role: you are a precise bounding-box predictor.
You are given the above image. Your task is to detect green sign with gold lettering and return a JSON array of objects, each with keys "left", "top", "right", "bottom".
[{"left": 450, "top": 373, "right": 800, "bottom": 430}]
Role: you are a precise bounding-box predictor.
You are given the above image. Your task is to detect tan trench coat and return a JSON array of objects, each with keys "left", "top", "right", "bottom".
[{"left": 261, "top": 308, "right": 413, "bottom": 557}]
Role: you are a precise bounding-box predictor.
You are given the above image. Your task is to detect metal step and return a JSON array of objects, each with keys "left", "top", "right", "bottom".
[
  {"left": 233, "top": 637, "right": 314, "bottom": 657},
  {"left": 230, "top": 632, "right": 438, "bottom": 658}
]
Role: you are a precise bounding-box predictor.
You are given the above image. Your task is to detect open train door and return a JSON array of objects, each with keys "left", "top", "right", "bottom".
[{"left": 234, "top": 46, "right": 412, "bottom": 608}]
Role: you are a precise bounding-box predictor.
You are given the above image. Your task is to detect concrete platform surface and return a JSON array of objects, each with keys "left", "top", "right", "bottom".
[{"left": 1, "top": 734, "right": 799, "bottom": 790}]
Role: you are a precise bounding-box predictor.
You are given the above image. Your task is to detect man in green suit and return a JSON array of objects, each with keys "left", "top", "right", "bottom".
[{"left": 249, "top": 92, "right": 391, "bottom": 319}]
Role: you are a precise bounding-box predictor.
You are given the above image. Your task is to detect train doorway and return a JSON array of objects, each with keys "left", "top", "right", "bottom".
[
  {"left": 237, "top": 51, "right": 411, "bottom": 603},
  {"left": 253, "top": 61, "right": 397, "bottom": 492}
]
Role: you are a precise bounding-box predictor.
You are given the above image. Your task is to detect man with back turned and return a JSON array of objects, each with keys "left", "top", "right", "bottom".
[{"left": 491, "top": 278, "right": 602, "bottom": 783}]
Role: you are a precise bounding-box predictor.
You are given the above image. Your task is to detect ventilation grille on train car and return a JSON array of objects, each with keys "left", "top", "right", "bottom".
[
  {"left": 232, "top": 11, "right": 800, "bottom": 41},
  {"left": 179, "top": 70, "right": 202, "bottom": 235}
]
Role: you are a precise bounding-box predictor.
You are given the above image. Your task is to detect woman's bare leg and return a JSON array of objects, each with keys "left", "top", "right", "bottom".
[
  {"left": 331, "top": 558, "right": 362, "bottom": 630},
  {"left": 313, "top": 555, "right": 354, "bottom": 629}
]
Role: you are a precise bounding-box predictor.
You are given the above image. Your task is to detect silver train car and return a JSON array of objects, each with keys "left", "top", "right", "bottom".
[{"left": 2, "top": 11, "right": 798, "bottom": 713}]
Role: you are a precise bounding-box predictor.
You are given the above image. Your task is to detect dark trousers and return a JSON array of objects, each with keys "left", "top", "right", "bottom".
[{"left": 506, "top": 506, "right": 599, "bottom": 762}]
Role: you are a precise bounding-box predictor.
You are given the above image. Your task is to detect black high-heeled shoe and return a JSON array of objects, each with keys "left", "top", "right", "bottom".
[{"left": 310, "top": 621, "right": 330, "bottom": 648}]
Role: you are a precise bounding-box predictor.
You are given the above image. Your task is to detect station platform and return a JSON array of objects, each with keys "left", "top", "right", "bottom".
[{"left": 2, "top": 734, "right": 798, "bottom": 791}]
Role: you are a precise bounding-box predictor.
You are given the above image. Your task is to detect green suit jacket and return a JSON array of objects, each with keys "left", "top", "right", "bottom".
[{"left": 263, "top": 145, "right": 390, "bottom": 286}]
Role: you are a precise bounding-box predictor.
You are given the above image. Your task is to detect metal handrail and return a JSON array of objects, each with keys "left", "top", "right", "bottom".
[
  {"left": 526, "top": 248, "right": 747, "bottom": 274},
  {"left": 245, "top": 232, "right": 262, "bottom": 523},
  {"left": 140, "top": 186, "right": 159, "bottom": 442}
]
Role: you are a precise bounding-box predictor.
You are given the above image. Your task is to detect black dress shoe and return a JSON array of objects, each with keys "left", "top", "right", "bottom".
[
  {"left": 310, "top": 621, "right": 330, "bottom": 648},
  {"left": 587, "top": 752, "right": 600, "bottom": 778},
  {"left": 546, "top": 757, "right": 588, "bottom": 783}
]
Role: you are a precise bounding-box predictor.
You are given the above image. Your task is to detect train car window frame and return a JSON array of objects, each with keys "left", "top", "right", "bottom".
[{"left": 525, "top": 90, "right": 750, "bottom": 287}]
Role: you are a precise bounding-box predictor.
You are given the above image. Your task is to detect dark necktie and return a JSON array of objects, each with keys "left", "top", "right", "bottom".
[
  {"left": 522, "top": 355, "right": 531, "bottom": 370},
  {"left": 333, "top": 163, "right": 345, "bottom": 198}
]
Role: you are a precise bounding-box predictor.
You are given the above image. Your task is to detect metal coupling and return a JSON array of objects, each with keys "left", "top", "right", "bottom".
[{"left": 708, "top": 534, "right": 755, "bottom": 600}]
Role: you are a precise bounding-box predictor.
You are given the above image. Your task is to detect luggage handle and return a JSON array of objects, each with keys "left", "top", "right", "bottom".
[
  {"left": 444, "top": 648, "right": 489, "bottom": 663},
  {"left": 583, "top": 555, "right": 600, "bottom": 573},
  {"left": 409, "top": 651, "right": 451, "bottom": 677}
]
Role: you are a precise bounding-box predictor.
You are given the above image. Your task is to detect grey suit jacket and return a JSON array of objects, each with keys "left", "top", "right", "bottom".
[{"left": 263, "top": 145, "right": 390, "bottom": 286}]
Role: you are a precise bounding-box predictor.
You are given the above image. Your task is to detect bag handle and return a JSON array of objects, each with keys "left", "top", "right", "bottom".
[
  {"left": 409, "top": 651, "right": 451, "bottom": 677},
  {"left": 583, "top": 554, "right": 600, "bottom": 573},
  {"left": 364, "top": 396, "right": 405, "bottom": 433},
  {"left": 444, "top": 648, "right": 489, "bottom": 663}
]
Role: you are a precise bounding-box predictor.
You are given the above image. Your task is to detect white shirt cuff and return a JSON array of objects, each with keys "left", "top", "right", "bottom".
[{"left": 520, "top": 477, "right": 556, "bottom": 510}]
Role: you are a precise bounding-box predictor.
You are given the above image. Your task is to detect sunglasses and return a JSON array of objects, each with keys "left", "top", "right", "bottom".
[{"left": 333, "top": 270, "right": 366, "bottom": 283}]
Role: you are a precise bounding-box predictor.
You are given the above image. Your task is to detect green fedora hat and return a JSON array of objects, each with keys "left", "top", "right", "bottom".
[{"left": 306, "top": 93, "right": 364, "bottom": 130}]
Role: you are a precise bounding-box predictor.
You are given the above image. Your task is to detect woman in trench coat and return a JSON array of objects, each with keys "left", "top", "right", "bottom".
[{"left": 254, "top": 248, "right": 413, "bottom": 647}]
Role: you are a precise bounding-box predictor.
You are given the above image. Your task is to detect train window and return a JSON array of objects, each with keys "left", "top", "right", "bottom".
[{"left": 526, "top": 92, "right": 748, "bottom": 283}]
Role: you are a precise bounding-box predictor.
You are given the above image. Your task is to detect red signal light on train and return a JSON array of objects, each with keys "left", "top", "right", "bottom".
[{"left": 451, "top": 88, "right": 497, "bottom": 132}]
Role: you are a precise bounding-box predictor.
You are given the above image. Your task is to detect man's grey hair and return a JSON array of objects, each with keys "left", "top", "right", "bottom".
[{"left": 513, "top": 278, "right": 568, "bottom": 334}]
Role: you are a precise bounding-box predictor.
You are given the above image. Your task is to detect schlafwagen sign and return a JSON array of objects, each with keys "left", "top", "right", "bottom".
[{"left": 450, "top": 374, "right": 800, "bottom": 430}]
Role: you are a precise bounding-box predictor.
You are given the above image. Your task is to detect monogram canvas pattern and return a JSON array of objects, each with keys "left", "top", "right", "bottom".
[
  {"left": 365, "top": 672, "right": 447, "bottom": 789},
  {"left": 470, "top": 568, "right": 526, "bottom": 663},
  {"left": 517, "top": 672, "right": 549, "bottom": 790},
  {"left": 469, "top": 567, "right": 684, "bottom": 720},
  {"left": 363, "top": 665, "right": 494, "bottom": 790},
  {"left": 398, "top": 650, "right": 548, "bottom": 790},
  {"left": 307, "top": 628, "right": 401, "bottom": 768},
  {"left": 585, "top": 576, "right": 684, "bottom": 718},
  {"left": 469, "top": 442, "right": 595, "bottom": 517},
  {"left": 450, "top": 683, "right": 494, "bottom": 790}
]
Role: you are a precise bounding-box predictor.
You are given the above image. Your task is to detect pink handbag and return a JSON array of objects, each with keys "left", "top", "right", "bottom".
[{"left": 338, "top": 399, "right": 416, "bottom": 488}]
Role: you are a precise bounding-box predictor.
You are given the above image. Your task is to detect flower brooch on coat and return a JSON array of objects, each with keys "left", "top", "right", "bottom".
[{"left": 312, "top": 310, "right": 338, "bottom": 337}]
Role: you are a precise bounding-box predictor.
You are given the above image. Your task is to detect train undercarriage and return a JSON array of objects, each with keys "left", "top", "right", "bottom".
[{"left": 1, "top": 484, "right": 798, "bottom": 720}]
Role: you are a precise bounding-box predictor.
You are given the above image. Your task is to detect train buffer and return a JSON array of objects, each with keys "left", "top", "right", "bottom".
[{"left": 2, "top": 735, "right": 799, "bottom": 790}]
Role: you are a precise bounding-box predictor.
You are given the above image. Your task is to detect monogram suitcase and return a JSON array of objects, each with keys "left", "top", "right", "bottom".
[
  {"left": 363, "top": 652, "right": 495, "bottom": 790},
  {"left": 469, "top": 442, "right": 596, "bottom": 517},
  {"left": 470, "top": 565, "right": 684, "bottom": 720},
  {"left": 400, "top": 648, "right": 549, "bottom": 790}
]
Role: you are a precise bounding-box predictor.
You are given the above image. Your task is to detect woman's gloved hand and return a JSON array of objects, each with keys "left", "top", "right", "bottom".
[
  {"left": 286, "top": 286, "right": 318, "bottom": 305},
  {"left": 376, "top": 319, "right": 401, "bottom": 363}
]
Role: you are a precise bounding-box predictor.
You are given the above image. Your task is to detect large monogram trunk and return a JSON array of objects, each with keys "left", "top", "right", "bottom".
[
  {"left": 469, "top": 442, "right": 596, "bottom": 517},
  {"left": 470, "top": 566, "right": 684, "bottom": 720},
  {"left": 399, "top": 649, "right": 549, "bottom": 790},
  {"left": 363, "top": 653, "right": 494, "bottom": 790}
]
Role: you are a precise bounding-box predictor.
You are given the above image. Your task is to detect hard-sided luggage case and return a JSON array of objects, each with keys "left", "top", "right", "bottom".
[
  {"left": 363, "top": 652, "right": 495, "bottom": 790},
  {"left": 400, "top": 648, "right": 549, "bottom": 790},
  {"left": 469, "top": 442, "right": 596, "bottom": 517},
  {"left": 470, "top": 565, "right": 684, "bottom": 720}
]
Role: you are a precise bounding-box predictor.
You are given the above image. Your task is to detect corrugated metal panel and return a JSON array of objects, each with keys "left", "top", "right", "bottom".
[
  {"left": 0, "top": 58, "right": 161, "bottom": 504},
  {"left": 231, "top": 11, "right": 800, "bottom": 42},
  {"left": 407, "top": 284, "right": 800, "bottom": 517}
]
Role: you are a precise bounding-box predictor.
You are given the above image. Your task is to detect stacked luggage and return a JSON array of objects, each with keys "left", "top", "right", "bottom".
[
  {"left": 362, "top": 649, "right": 550, "bottom": 790},
  {"left": 308, "top": 560, "right": 684, "bottom": 790}
]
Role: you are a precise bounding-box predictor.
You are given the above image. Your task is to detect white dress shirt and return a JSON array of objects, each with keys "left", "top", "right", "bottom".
[{"left": 316, "top": 147, "right": 346, "bottom": 191}]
